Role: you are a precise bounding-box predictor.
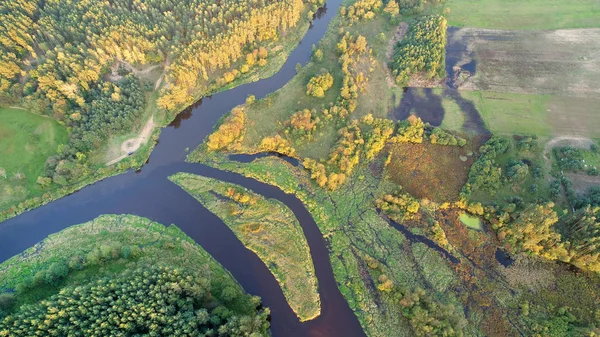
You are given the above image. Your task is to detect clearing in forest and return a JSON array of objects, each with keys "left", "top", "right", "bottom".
[
  {"left": 386, "top": 141, "right": 477, "bottom": 202},
  {"left": 0, "top": 108, "right": 68, "bottom": 208}
]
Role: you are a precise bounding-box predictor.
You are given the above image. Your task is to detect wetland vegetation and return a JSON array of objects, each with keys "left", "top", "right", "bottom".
[
  {"left": 186, "top": 0, "right": 600, "bottom": 335},
  {"left": 1, "top": 0, "right": 600, "bottom": 336}
]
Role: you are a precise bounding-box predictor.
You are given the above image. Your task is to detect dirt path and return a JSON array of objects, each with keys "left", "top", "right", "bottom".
[
  {"left": 107, "top": 60, "right": 163, "bottom": 82},
  {"left": 567, "top": 172, "right": 600, "bottom": 194},
  {"left": 106, "top": 116, "right": 155, "bottom": 166},
  {"left": 543, "top": 135, "right": 595, "bottom": 160}
]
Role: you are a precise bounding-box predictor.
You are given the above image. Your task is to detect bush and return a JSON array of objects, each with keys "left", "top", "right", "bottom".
[
  {"left": 306, "top": 71, "right": 334, "bottom": 98},
  {"left": 0, "top": 294, "right": 14, "bottom": 313},
  {"left": 554, "top": 147, "right": 584, "bottom": 172}
]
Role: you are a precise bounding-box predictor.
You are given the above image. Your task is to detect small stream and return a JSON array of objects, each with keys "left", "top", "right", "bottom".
[
  {"left": 382, "top": 215, "right": 460, "bottom": 264},
  {"left": 229, "top": 153, "right": 301, "bottom": 167}
]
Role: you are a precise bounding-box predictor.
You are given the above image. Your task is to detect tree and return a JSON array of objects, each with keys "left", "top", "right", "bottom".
[{"left": 306, "top": 71, "right": 334, "bottom": 97}]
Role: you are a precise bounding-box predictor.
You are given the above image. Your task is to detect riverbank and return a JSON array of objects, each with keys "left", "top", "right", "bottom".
[{"left": 0, "top": 1, "right": 325, "bottom": 225}]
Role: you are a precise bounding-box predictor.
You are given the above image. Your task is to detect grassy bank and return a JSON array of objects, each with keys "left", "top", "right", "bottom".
[
  {"left": 0, "top": 128, "right": 158, "bottom": 223},
  {"left": 238, "top": 11, "right": 400, "bottom": 160},
  {"left": 188, "top": 149, "right": 473, "bottom": 336},
  {"left": 189, "top": 147, "right": 600, "bottom": 337},
  {"left": 169, "top": 172, "right": 320, "bottom": 321}
]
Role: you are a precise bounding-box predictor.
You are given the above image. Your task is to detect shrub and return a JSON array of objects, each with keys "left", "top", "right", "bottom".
[{"left": 306, "top": 71, "right": 334, "bottom": 98}]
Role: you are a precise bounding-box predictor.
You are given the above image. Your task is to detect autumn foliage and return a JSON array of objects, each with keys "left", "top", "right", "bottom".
[
  {"left": 306, "top": 72, "right": 334, "bottom": 98},
  {"left": 207, "top": 107, "right": 246, "bottom": 151},
  {"left": 341, "top": 0, "right": 383, "bottom": 22},
  {"left": 259, "top": 135, "right": 296, "bottom": 157},
  {"left": 392, "top": 115, "right": 425, "bottom": 143},
  {"left": 376, "top": 191, "right": 421, "bottom": 221},
  {"left": 390, "top": 15, "right": 447, "bottom": 86}
]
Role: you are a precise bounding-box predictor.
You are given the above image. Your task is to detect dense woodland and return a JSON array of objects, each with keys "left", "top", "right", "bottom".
[
  {"left": 0, "top": 266, "right": 269, "bottom": 337},
  {"left": 0, "top": 0, "right": 323, "bottom": 217},
  {"left": 0, "top": 215, "right": 270, "bottom": 337},
  {"left": 390, "top": 15, "right": 447, "bottom": 86},
  {"left": 0, "top": 0, "right": 322, "bottom": 112}
]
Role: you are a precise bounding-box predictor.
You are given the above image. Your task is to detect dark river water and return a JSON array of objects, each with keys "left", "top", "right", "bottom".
[{"left": 0, "top": 1, "right": 367, "bottom": 336}]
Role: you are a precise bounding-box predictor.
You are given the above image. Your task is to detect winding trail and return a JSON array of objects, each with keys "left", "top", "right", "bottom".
[
  {"left": 0, "top": 1, "right": 367, "bottom": 336},
  {"left": 543, "top": 135, "right": 595, "bottom": 159}
]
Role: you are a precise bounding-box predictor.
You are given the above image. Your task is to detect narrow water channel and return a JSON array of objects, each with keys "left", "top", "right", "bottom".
[{"left": 0, "top": 1, "right": 366, "bottom": 336}]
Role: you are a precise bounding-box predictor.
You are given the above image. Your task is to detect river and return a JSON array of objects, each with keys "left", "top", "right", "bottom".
[{"left": 0, "top": 1, "right": 367, "bottom": 336}]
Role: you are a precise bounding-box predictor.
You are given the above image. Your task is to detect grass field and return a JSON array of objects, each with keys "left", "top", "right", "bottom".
[
  {"left": 0, "top": 108, "right": 68, "bottom": 209},
  {"left": 0, "top": 215, "right": 257, "bottom": 313},
  {"left": 443, "top": 0, "right": 600, "bottom": 30},
  {"left": 440, "top": 91, "right": 600, "bottom": 138},
  {"left": 170, "top": 172, "right": 320, "bottom": 321},
  {"left": 438, "top": 92, "right": 465, "bottom": 131},
  {"left": 460, "top": 91, "right": 553, "bottom": 136},
  {"left": 239, "top": 13, "right": 399, "bottom": 160}
]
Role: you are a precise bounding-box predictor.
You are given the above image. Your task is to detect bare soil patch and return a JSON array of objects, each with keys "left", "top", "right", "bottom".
[
  {"left": 567, "top": 173, "right": 600, "bottom": 195},
  {"left": 547, "top": 96, "right": 600, "bottom": 137},
  {"left": 386, "top": 141, "right": 479, "bottom": 202},
  {"left": 452, "top": 28, "right": 600, "bottom": 98},
  {"left": 106, "top": 116, "right": 155, "bottom": 166}
]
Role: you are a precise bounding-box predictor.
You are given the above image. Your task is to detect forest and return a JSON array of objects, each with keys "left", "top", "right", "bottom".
[
  {"left": 390, "top": 15, "right": 447, "bottom": 86},
  {"left": 0, "top": 0, "right": 324, "bottom": 221},
  {"left": 0, "top": 215, "right": 269, "bottom": 336}
]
